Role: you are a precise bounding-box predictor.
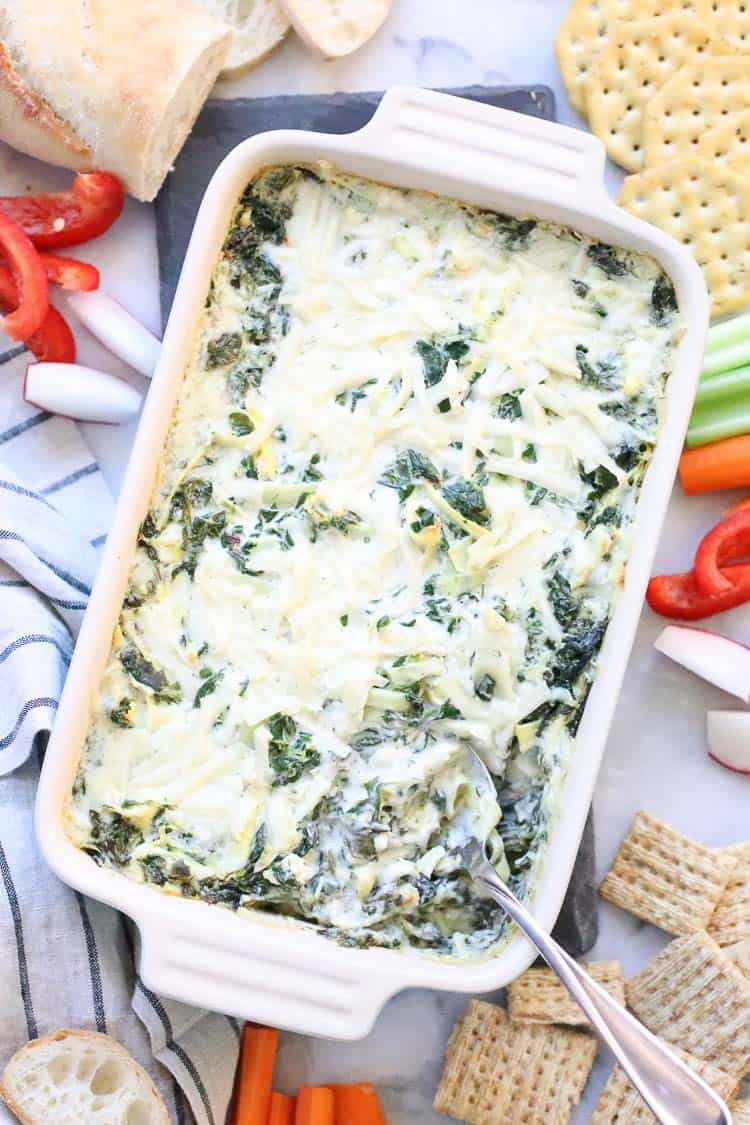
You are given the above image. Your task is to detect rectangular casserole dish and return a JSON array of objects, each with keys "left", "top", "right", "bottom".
[{"left": 36, "top": 86, "right": 708, "bottom": 1040}]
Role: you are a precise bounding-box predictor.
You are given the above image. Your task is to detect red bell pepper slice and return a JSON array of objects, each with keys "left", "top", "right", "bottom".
[
  {"left": 693, "top": 508, "right": 750, "bottom": 596},
  {"left": 0, "top": 264, "right": 75, "bottom": 363},
  {"left": 0, "top": 172, "right": 124, "bottom": 251},
  {"left": 0, "top": 211, "right": 48, "bottom": 341},
  {"left": 647, "top": 564, "right": 750, "bottom": 620},
  {"left": 38, "top": 253, "right": 99, "bottom": 291}
]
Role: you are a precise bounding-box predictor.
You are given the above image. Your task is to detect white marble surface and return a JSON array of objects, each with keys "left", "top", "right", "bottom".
[{"left": 2, "top": 1, "right": 749, "bottom": 1120}]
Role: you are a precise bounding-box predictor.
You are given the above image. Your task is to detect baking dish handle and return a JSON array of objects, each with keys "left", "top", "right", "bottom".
[
  {"left": 136, "top": 915, "right": 401, "bottom": 1040},
  {"left": 355, "top": 85, "right": 608, "bottom": 206}
]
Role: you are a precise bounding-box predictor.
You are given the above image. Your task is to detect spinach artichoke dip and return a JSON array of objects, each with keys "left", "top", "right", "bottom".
[{"left": 68, "top": 164, "right": 682, "bottom": 958}]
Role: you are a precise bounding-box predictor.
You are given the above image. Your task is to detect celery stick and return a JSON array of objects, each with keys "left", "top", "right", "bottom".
[
  {"left": 696, "top": 364, "right": 750, "bottom": 406},
  {"left": 705, "top": 311, "right": 750, "bottom": 355},
  {"left": 703, "top": 338, "right": 750, "bottom": 378},
  {"left": 687, "top": 395, "right": 750, "bottom": 447}
]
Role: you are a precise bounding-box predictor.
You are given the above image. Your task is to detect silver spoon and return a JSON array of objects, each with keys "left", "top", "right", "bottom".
[{"left": 461, "top": 748, "right": 732, "bottom": 1125}]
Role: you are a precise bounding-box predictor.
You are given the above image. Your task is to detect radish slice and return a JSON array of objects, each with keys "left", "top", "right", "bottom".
[
  {"left": 707, "top": 711, "right": 750, "bottom": 774},
  {"left": 654, "top": 625, "right": 750, "bottom": 702},
  {"left": 24, "top": 362, "right": 141, "bottom": 423},
  {"left": 67, "top": 291, "right": 160, "bottom": 377}
]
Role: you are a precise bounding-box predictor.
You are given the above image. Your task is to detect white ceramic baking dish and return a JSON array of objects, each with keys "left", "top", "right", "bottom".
[{"left": 36, "top": 86, "right": 708, "bottom": 1041}]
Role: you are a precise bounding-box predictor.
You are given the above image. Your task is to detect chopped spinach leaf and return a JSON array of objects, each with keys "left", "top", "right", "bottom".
[
  {"left": 496, "top": 391, "right": 522, "bottom": 420},
  {"left": 586, "top": 242, "right": 630, "bottom": 278},
  {"left": 380, "top": 449, "right": 440, "bottom": 501},
  {"left": 267, "top": 713, "right": 321, "bottom": 786},
  {"left": 206, "top": 332, "right": 242, "bottom": 369},
  {"left": 547, "top": 570, "right": 579, "bottom": 629},
  {"left": 229, "top": 411, "right": 254, "bottom": 436},
  {"left": 575, "top": 344, "right": 620, "bottom": 390},
  {"left": 194, "top": 667, "right": 223, "bottom": 708},
  {"left": 548, "top": 619, "right": 607, "bottom": 691},
  {"left": 410, "top": 506, "right": 438, "bottom": 533},
  {"left": 474, "top": 674, "right": 496, "bottom": 701},
  {"left": 120, "top": 646, "right": 182, "bottom": 704},
  {"left": 494, "top": 214, "right": 536, "bottom": 250},
  {"left": 110, "top": 697, "right": 133, "bottom": 728},
  {"left": 442, "top": 478, "right": 490, "bottom": 525},
  {"left": 416, "top": 335, "right": 470, "bottom": 387},
  {"left": 85, "top": 809, "right": 143, "bottom": 868},
  {"left": 335, "top": 378, "right": 377, "bottom": 412},
  {"left": 302, "top": 453, "right": 323, "bottom": 482},
  {"left": 241, "top": 454, "right": 258, "bottom": 479},
  {"left": 650, "top": 274, "right": 678, "bottom": 326}
]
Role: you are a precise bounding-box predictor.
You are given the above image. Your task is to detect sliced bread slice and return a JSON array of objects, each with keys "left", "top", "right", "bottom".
[
  {"left": 197, "top": 0, "right": 290, "bottom": 74},
  {"left": 0, "top": 1030, "right": 169, "bottom": 1125},
  {"left": 279, "top": 0, "right": 391, "bottom": 57}
]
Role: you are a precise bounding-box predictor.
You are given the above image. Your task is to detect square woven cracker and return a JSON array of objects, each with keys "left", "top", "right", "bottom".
[
  {"left": 585, "top": 12, "right": 715, "bottom": 171},
  {"left": 508, "top": 961, "right": 625, "bottom": 1026},
  {"left": 618, "top": 157, "right": 750, "bottom": 317},
  {"left": 643, "top": 57, "right": 750, "bottom": 167},
  {"left": 697, "top": 109, "right": 750, "bottom": 178},
  {"left": 590, "top": 1048, "right": 738, "bottom": 1123},
  {"left": 733, "top": 1100, "right": 750, "bottom": 1125},
  {"left": 727, "top": 938, "right": 750, "bottom": 979},
  {"left": 433, "top": 999, "right": 597, "bottom": 1124},
  {"left": 626, "top": 931, "right": 750, "bottom": 1075},
  {"left": 708, "top": 842, "right": 750, "bottom": 946},
  {"left": 598, "top": 811, "right": 736, "bottom": 934}
]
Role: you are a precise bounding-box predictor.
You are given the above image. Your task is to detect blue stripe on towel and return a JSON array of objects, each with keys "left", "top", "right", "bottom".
[
  {"left": 0, "top": 413, "right": 51, "bottom": 446},
  {"left": 0, "top": 698, "right": 58, "bottom": 751},
  {"left": 0, "top": 841, "right": 38, "bottom": 1040},
  {"left": 136, "top": 981, "right": 216, "bottom": 1125}
]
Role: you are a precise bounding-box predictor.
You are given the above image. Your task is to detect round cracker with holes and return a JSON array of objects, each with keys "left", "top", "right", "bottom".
[
  {"left": 555, "top": 0, "right": 713, "bottom": 116},
  {"left": 643, "top": 56, "right": 750, "bottom": 166},
  {"left": 619, "top": 156, "right": 750, "bottom": 316},
  {"left": 697, "top": 108, "right": 750, "bottom": 176},
  {"left": 586, "top": 13, "right": 716, "bottom": 171}
]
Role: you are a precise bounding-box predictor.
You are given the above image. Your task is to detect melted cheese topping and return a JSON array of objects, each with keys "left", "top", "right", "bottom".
[{"left": 67, "top": 165, "right": 683, "bottom": 958}]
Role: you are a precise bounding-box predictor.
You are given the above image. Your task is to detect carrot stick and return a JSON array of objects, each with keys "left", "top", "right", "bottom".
[
  {"left": 679, "top": 434, "right": 750, "bottom": 495},
  {"left": 232, "top": 1024, "right": 278, "bottom": 1125},
  {"left": 331, "top": 1083, "right": 386, "bottom": 1125},
  {"left": 294, "top": 1086, "right": 334, "bottom": 1125},
  {"left": 268, "top": 1092, "right": 296, "bottom": 1125}
]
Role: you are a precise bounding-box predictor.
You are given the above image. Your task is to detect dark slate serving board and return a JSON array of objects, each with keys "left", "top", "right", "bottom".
[{"left": 154, "top": 84, "right": 598, "bottom": 957}]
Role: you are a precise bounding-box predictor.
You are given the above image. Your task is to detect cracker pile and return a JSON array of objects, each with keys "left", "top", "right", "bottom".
[
  {"left": 433, "top": 815, "right": 750, "bottom": 1123},
  {"left": 591, "top": 1048, "right": 738, "bottom": 1124},
  {"left": 434, "top": 1000, "right": 597, "bottom": 1123},
  {"left": 556, "top": 0, "right": 750, "bottom": 315}
]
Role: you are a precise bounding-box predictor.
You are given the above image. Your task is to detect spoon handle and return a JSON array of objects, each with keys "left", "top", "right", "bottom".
[{"left": 477, "top": 861, "right": 731, "bottom": 1125}]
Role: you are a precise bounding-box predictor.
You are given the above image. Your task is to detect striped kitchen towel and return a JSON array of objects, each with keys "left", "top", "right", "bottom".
[{"left": 0, "top": 364, "right": 239, "bottom": 1125}]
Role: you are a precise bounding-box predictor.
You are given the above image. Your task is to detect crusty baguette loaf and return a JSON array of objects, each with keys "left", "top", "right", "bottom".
[
  {"left": 279, "top": 0, "right": 391, "bottom": 57},
  {"left": 0, "top": 0, "right": 232, "bottom": 201},
  {"left": 0, "top": 1029, "right": 169, "bottom": 1124},
  {"left": 198, "top": 0, "right": 290, "bottom": 75}
]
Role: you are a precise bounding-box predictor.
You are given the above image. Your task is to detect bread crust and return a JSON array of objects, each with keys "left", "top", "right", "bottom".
[
  {"left": 0, "top": 43, "right": 92, "bottom": 170},
  {"left": 0, "top": 1028, "right": 170, "bottom": 1125}
]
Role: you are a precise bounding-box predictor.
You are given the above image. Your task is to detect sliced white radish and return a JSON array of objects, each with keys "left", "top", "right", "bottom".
[
  {"left": 654, "top": 625, "right": 750, "bottom": 703},
  {"left": 67, "top": 292, "right": 161, "bottom": 377},
  {"left": 24, "top": 362, "right": 142, "bottom": 424},
  {"left": 707, "top": 711, "right": 750, "bottom": 775},
  {"left": 279, "top": 0, "right": 391, "bottom": 57}
]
